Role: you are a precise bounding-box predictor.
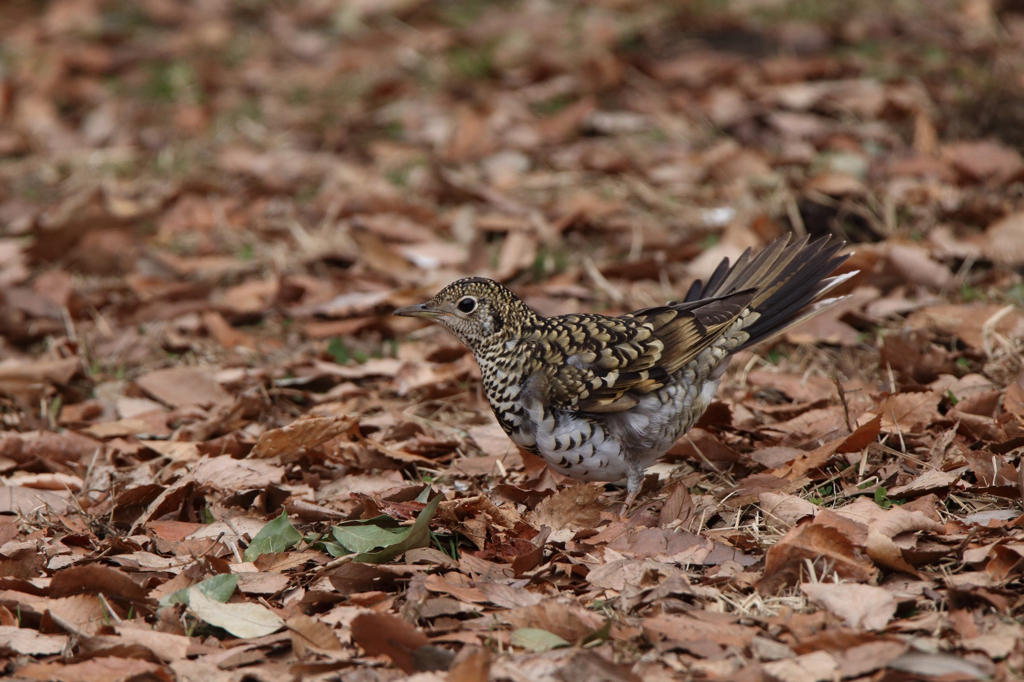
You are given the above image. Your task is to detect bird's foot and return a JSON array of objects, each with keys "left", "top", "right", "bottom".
[{"left": 618, "top": 487, "right": 640, "bottom": 518}]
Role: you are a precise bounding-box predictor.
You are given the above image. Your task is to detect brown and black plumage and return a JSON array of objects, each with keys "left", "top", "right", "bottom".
[{"left": 394, "top": 235, "right": 854, "bottom": 508}]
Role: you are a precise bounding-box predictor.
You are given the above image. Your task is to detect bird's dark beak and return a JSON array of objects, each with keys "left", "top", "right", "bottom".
[{"left": 393, "top": 302, "right": 437, "bottom": 318}]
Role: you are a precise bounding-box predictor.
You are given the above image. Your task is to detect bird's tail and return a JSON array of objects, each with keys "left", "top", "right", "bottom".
[{"left": 682, "top": 235, "right": 855, "bottom": 351}]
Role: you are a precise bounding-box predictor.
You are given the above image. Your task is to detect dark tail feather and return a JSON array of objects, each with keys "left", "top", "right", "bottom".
[{"left": 683, "top": 235, "right": 854, "bottom": 350}]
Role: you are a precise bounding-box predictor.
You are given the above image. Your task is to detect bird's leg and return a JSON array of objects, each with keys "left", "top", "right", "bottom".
[{"left": 620, "top": 467, "right": 644, "bottom": 515}]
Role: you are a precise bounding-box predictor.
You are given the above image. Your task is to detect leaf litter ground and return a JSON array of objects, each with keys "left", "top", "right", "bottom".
[{"left": 1, "top": 0, "right": 1024, "bottom": 680}]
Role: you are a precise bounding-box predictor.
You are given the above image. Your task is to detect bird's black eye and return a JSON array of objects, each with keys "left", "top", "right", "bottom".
[{"left": 457, "top": 297, "right": 477, "bottom": 314}]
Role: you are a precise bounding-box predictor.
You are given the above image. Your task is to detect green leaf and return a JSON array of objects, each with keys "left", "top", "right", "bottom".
[
  {"left": 580, "top": 619, "right": 612, "bottom": 647},
  {"left": 874, "top": 486, "right": 892, "bottom": 509},
  {"left": 160, "top": 573, "right": 238, "bottom": 607},
  {"left": 198, "top": 574, "right": 241, "bottom": 602},
  {"left": 327, "top": 337, "right": 349, "bottom": 364},
  {"left": 320, "top": 541, "right": 350, "bottom": 557},
  {"left": 333, "top": 524, "right": 408, "bottom": 554},
  {"left": 510, "top": 628, "right": 569, "bottom": 652},
  {"left": 328, "top": 493, "right": 442, "bottom": 565},
  {"left": 244, "top": 510, "right": 302, "bottom": 562}
]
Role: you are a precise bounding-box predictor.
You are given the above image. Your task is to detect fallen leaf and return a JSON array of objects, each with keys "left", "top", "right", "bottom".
[
  {"left": 0, "top": 626, "right": 68, "bottom": 655},
  {"left": 114, "top": 623, "right": 191, "bottom": 662},
  {"left": 350, "top": 612, "right": 451, "bottom": 674},
  {"left": 889, "top": 652, "right": 989, "bottom": 680},
  {"left": 762, "top": 651, "right": 840, "bottom": 682},
  {"left": 187, "top": 586, "right": 284, "bottom": 639},
  {"left": 287, "top": 614, "right": 344, "bottom": 658},
  {"left": 527, "top": 483, "right": 603, "bottom": 531},
  {"left": 510, "top": 628, "right": 569, "bottom": 652},
  {"left": 243, "top": 510, "right": 302, "bottom": 562},
  {"left": 329, "top": 493, "right": 441, "bottom": 564},
  {"left": 760, "top": 524, "right": 878, "bottom": 594},
  {"left": 135, "top": 366, "right": 233, "bottom": 408},
  {"left": 800, "top": 582, "right": 896, "bottom": 630},
  {"left": 17, "top": 657, "right": 165, "bottom": 682},
  {"left": 250, "top": 415, "right": 357, "bottom": 458}
]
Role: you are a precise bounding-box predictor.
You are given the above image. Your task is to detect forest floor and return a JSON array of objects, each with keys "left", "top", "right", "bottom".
[{"left": 2, "top": 0, "right": 1024, "bottom": 680}]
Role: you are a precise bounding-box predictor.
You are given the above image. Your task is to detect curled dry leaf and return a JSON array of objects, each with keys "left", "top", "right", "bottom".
[
  {"left": 832, "top": 497, "right": 945, "bottom": 537},
  {"left": 772, "top": 414, "right": 881, "bottom": 481},
  {"left": 250, "top": 415, "right": 358, "bottom": 458},
  {"left": 659, "top": 482, "right": 694, "bottom": 527},
  {"left": 760, "top": 524, "right": 878, "bottom": 595}
]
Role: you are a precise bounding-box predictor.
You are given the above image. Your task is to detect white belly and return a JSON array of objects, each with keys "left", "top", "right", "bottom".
[{"left": 514, "top": 398, "right": 630, "bottom": 482}]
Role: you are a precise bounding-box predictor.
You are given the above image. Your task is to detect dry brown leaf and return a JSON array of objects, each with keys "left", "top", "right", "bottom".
[
  {"left": 659, "top": 482, "right": 694, "bottom": 527},
  {"left": 642, "top": 613, "right": 757, "bottom": 648},
  {"left": 202, "top": 311, "right": 254, "bottom": 349},
  {"left": 586, "top": 559, "right": 689, "bottom": 593},
  {"left": 250, "top": 415, "right": 357, "bottom": 458},
  {"left": 113, "top": 623, "right": 190, "bottom": 662},
  {"left": 504, "top": 600, "right": 604, "bottom": 642},
  {"left": 46, "top": 595, "right": 109, "bottom": 637},
  {"left": 883, "top": 244, "right": 953, "bottom": 290},
  {"left": 907, "top": 304, "right": 1024, "bottom": 350},
  {"left": 287, "top": 614, "right": 344, "bottom": 658},
  {"left": 762, "top": 651, "right": 839, "bottom": 682},
  {"left": 18, "top": 657, "right": 165, "bottom": 682},
  {"left": 0, "top": 486, "right": 73, "bottom": 515},
  {"left": 350, "top": 612, "right": 447, "bottom": 674},
  {"left": 135, "top": 366, "right": 233, "bottom": 409},
  {"left": 476, "top": 582, "right": 543, "bottom": 609},
  {"left": 447, "top": 647, "right": 491, "bottom": 682},
  {"left": 527, "top": 483, "right": 604, "bottom": 531},
  {"left": 49, "top": 564, "right": 151, "bottom": 602},
  {"left": 759, "top": 492, "right": 818, "bottom": 527},
  {"left": 190, "top": 456, "right": 284, "bottom": 490},
  {"left": 869, "top": 392, "right": 941, "bottom": 434},
  {"left": 832, "top": 497, "right": 945, "bottom": 537},
  {"left": 800, "top": 583, "right": 897, "bottom": 630},
  {"left": 760, "top": 524, "right": 878, "bottom": 594},
  {"left": 866, "top": 529, "right": 921, "bottom": 576},
  {"left": 745, "top": 368, "right": 839, "bottom": 401},
  {"left": 0, "top": 357, "right": 81, "bottom": 397},
  {"left": 945, "top": 139, "right": 1024, "bottom": 183},
  {"left": 0, "top": 626, "right": 68, "bottom": 656}
]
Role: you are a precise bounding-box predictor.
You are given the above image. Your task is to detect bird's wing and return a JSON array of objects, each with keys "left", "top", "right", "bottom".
[{"left": 539, "top": 289, "right": 755, "bottom": 413}]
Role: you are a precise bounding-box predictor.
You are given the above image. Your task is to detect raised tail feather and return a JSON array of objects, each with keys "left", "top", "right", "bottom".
[{"left": 682, "top": 235, "right": 855, "bottom": 350}]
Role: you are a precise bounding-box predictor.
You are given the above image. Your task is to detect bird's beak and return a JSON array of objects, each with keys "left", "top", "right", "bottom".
[{"left": 393, "top": 302, "right": 437, "bottom": 318}]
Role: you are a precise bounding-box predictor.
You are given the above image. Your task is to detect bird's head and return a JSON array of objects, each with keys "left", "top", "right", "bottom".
[{"left": 393, "top": 277, "right": 532, "bottom": 352}]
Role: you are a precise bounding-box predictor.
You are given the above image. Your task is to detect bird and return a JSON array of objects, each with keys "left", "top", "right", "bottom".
[{"left": 393, "top": 235, "right": 854, "bottom": 510}]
